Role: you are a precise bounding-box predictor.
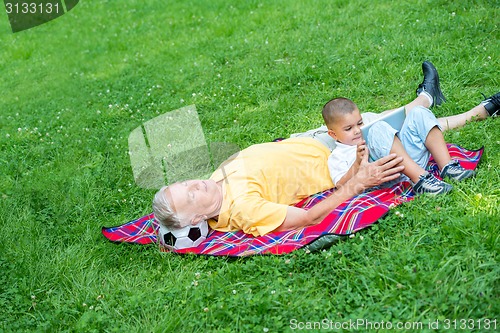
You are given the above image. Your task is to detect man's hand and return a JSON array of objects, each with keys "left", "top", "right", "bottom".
[
  {"left": 277, "top": 149, "right": 404, "bottom": 233},
  {"left": 348, "top": 148, "right": 404, "bottom": 193}
]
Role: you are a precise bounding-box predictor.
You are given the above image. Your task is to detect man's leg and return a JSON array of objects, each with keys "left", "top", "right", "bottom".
[
  {"left": 371, "top": 61, "right": 444, "bottom": 117},
  {"left": 438, "top": 92, "right": 499, "bottom": 131},
  {"left": 438, "top": 104, "right": 488, "bottom": 131}
]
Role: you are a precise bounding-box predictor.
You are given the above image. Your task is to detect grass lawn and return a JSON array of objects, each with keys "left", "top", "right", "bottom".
[{"left": 0, "top": 0, "right": 498, "bottom": 332}]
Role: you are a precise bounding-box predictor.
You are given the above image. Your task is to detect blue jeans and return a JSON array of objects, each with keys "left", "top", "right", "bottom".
[{"left": 367, "top": 106, "right": 441, "bottom": 185}]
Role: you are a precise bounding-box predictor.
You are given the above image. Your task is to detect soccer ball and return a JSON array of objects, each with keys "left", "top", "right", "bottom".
[{"left": 158, "top": 220, "right": 209, "bottom": 250}]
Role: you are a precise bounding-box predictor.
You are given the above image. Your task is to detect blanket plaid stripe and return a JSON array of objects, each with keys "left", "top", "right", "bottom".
[{"left": 101, "top": 144, "right": 483, "bottom": 256}]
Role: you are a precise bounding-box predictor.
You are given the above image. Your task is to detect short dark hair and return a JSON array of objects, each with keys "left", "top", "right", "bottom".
[{"left": 322, "top": 97, "right": 357, "bottom": 128}]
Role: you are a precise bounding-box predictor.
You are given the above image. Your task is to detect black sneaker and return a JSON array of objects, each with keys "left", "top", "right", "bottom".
[
  {"left": 440, "top": 160, "right": 476, "bottom": 181},
  {"left": 413, "top": 172, "right": 453, "bottom": 195},
  {"left": 416, "top": 61, "right": 446, "bottom": 107},
  {"left": 482, "top": 92, "right": 500, "bottom": 117}
]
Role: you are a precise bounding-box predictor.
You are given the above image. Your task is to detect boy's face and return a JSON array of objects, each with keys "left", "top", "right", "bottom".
[{"left": 327, "top": 109, "right": 364, "bottom": 146}]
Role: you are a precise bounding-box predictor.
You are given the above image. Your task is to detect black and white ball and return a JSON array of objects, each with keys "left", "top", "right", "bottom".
[{"left": 158, "top": 221, "right": 209, "bottom": 250}]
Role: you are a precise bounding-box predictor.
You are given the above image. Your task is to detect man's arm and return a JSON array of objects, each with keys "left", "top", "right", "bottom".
[{"left": 275, "top": 152, "right": 404, "bottom": 232}]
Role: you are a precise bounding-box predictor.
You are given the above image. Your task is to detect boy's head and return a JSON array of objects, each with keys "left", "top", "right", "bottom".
[{"left": 322, "top": 97, "right": 364, "bottom": 146}]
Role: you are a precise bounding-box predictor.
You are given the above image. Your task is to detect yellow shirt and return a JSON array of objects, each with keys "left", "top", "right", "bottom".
[{"left": 208, "top": 138, "right": 333, "bottom": 236}]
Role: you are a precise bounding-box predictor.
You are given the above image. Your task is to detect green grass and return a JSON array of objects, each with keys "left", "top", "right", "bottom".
[{"left": 0, "top": 0, "right": 498, "bottom": 332}]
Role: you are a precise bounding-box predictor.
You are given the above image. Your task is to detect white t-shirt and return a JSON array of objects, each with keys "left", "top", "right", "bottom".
[{"left": 327, "top": 142, "right": 357, "bottom": 186}]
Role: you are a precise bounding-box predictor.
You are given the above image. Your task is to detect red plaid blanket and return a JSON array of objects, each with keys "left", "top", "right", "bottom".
[{"left": 102, "top": 144, "right": 483, "bottom": 256}]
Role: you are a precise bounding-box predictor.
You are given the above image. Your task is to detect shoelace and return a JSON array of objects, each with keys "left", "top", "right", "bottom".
[
  {"left": 421, "top": 173, "right": 440, "bottom": 187},
  {"left": 426, "top": 175, "right": 441, "bottom": 186},
  {"left": 482, "top": 93, "right": 500, "bottom": 106}
]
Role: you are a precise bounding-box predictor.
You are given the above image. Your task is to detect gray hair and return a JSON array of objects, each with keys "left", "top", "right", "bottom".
[{"left": 152, "top": 186, "right": 182, "bottom": 229}]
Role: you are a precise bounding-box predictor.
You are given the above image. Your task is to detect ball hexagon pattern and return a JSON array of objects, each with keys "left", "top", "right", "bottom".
[{"left": 158, "top": 220, "right": 209, "bottom": 250}]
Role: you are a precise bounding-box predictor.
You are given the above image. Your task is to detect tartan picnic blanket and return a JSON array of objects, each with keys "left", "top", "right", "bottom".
[{"left": 102, "top": 144, "right": 483, "bottom": 256}]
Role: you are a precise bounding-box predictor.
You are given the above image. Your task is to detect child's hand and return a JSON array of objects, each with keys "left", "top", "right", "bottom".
[{"left": 356, "top": 141, "right": 366, "bottom": 164}]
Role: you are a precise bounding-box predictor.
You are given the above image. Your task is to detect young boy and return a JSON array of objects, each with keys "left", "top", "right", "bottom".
[{"left": 322, "top": 94, "right": 498, "bottom": 194}]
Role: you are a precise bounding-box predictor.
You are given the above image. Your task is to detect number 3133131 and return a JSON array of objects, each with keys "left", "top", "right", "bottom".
[{"left": 5, "top": 2, "right": 61, "bottom": 15}]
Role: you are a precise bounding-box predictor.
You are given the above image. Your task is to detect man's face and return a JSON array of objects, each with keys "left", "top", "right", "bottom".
[
  {"left": 165, "top": 179, "right": 221, "bottom": 227},
  {"left": 328, "top": 109, "right": 364, "bottom": 146}
]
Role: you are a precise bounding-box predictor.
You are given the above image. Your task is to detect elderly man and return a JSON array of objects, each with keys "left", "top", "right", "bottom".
[
  {"left": 153, "top": 138, "right": 403, "bottom": 236},
  {"left": 152, "top": 62, "right": 498, "bottom": 236}
]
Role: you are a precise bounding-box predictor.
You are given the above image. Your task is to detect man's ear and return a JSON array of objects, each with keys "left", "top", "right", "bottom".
[
  {"left": 191, "top": 214, "right": 207, "bottom": 225},
  {"left": 327, "top": 129, "right": 337, "bottom": 140}
]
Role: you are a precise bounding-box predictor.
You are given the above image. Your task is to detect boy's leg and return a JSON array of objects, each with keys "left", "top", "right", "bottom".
[
  {"left": 399, "top": 106, "right": 441, "bottom": 168},
  {"left": 424, "top": 127, "right": 451, "bottom": 170},
  {"left": 390, "top": 137, "right": 427, "bottom": 183},
  {"left": 366, "top": 121, "right": 452, "bottom": 194},
  {"left": 366, "top": 122, "right": 426, "bottom": 183}
]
